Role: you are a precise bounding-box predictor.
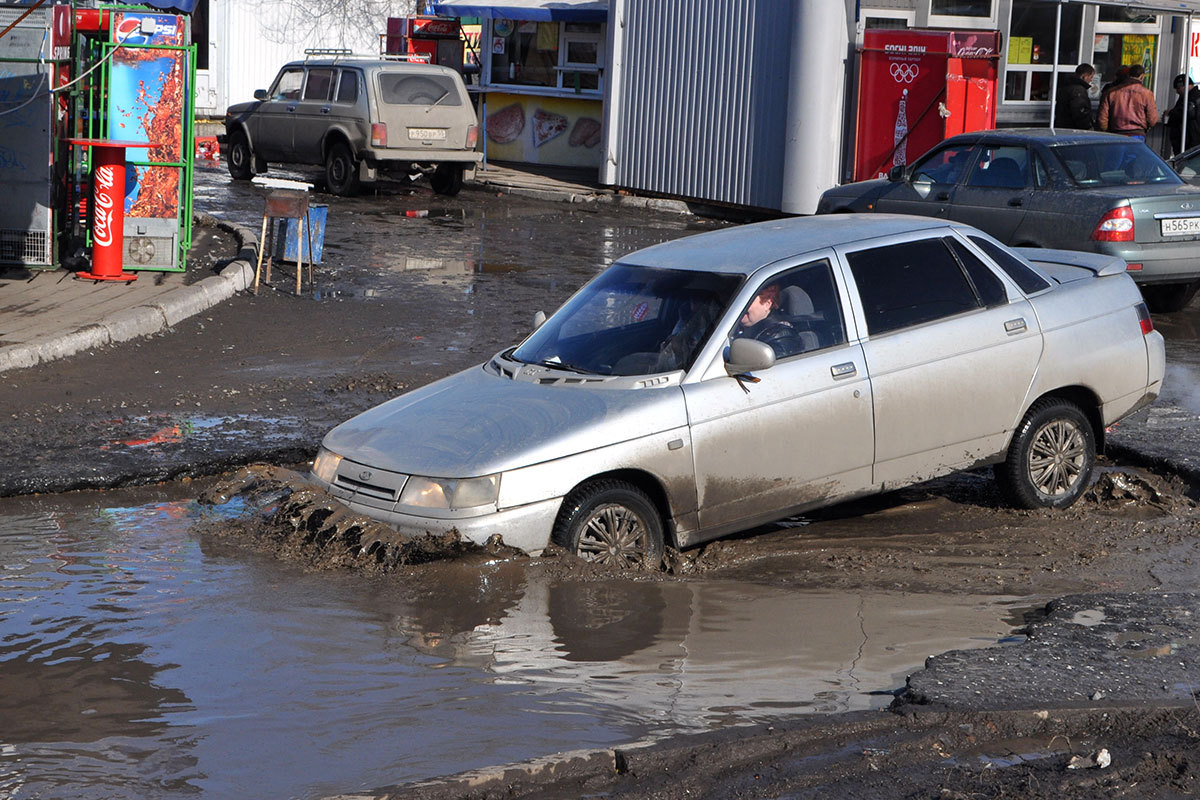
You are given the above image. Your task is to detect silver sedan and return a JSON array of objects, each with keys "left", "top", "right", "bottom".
[{"left": 311, "top": 215, "right": 1164, "bottom": 567}]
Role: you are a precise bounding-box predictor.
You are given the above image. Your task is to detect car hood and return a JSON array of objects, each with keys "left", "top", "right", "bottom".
[
  {"left": 321, "top": 365, "right": 687, "bottom": 477},
  {"left": 226, "top": 100, "right": 259, "bottom": 115}
]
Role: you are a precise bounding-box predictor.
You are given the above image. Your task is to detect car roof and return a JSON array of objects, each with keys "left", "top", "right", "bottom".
[
  {"left": 282, "top": 58, "right": 461, "bottom": 77},
  {"left": 947, "top": 128, "right": 1139, "bottom": 147},
  {"left": 617, "top": 214, "right": 950, "bottom": 275}
]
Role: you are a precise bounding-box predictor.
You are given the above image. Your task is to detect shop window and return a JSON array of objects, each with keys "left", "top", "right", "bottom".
[
  {"left": 1092, "top": 33, "right": 1159, "bottom": 94},
  {"left": 1099, "top": 7, "right": 1157, "bottom": 25},
  {"left": 865, "top": 13, "right": 911, "bottom": 30},
  {"left": 1003, "top": 0, "right": 1082, "bottom": 102},
  {"left": 489, "top": 20, "right": 603, "bottom": 93},
  {"left": 931, "top": 0, "right": 991, "bottom": 17}
]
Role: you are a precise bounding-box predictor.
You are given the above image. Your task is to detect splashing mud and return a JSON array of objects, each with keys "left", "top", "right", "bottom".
[
  {"left": 1083, "top": 468, "right": 1177, "bottom": 511},
  {"left": 196, "top": 465, "right": 522, "bottom": 571}
]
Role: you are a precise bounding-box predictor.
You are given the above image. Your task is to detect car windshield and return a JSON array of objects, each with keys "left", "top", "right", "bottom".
[
  {"left": 512, "top": 264, "right": 743, "bottom": 377},
  {"left": 1052, "top": 142, "right": 1182, "bottom": 187}
]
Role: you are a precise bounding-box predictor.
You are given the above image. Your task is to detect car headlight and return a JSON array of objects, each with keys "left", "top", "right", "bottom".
[
  {"left": 399, "top": 474, "right": 500, "bottom": 510},
  {"left": 311, "top": 448, "right": 342, "bottom": 484}
]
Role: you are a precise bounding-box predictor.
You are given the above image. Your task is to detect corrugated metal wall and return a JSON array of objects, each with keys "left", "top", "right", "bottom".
[{"left": 610, "top": 0, "right": 794, "bottom": 209}]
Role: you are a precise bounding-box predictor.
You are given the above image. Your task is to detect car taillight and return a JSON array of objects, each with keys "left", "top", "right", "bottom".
[
  {"left": 466, "top": 124, "right": 479, "bottom": 149},
  {"left": 1135, "top": 302, "right": 1154, "bottom": 335},
  {"left": 1092, "top": 206, "right": 1135, "bottom": 242},
  {"left": 371, "top": 123, "right": 388, "bottom": 147}
]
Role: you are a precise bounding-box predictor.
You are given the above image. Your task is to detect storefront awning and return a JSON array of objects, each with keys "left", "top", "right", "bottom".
[{"left": 428, "top": 0, "right": 607, "bottom": 22}]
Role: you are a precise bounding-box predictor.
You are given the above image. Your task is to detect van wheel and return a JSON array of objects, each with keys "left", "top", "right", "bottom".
[
  {"left": 1142, "top": 280, "right": 1200, "bottom": 313},
  {"left": 228, "top": 130, "right": 253, "bottom": 180},
  {"left": 995, "top": 398, "right": 1095, "bottom": 509},
  {"left": 552, "top": 480, "right": 665, "bottom": 568},
  {"left": 430, "top": 163, "right": 464, "bottom": 196},
  {"left": 325, "top": 141, "right": 360, "bottom": 196}
]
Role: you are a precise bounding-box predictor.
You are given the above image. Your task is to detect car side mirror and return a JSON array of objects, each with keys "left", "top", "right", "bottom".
[
  {"left": 532, "top": 310, "right": 546, "bottom": 330},
  {"left": 887, "top": 164, "right": 906, "bottom": 182},
  {"left": 725, "top": 338, "right": 776, "bottom": 375},
  {"left": 254, "top": 89, "right": 268, "bottom": 101}
]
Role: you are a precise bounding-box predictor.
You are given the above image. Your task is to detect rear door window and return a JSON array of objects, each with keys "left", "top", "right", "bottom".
[
  {"left": 967, "top": 236, "right": 1052, "bottom": 294},
  {"left": 303, "top": 68, "right": 335, "bottom": 101},
  {"left": 377, "top": 73, "right": 463, "bottom": 106},
  {"left": 335, "top": 70, "right": 359, "bottom": 104},
  {"left": 844, "top": 238, "right": 981, "bottom": 336},
  {"left": 945, "top": 237, "right": 1008, "bottom": 307}
]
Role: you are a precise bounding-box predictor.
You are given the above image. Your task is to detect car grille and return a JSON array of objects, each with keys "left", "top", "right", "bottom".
[{"left": 331, "top": 461, "right": 408, "bottom": 503}]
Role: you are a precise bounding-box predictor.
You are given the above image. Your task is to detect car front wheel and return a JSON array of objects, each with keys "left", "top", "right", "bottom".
[
  {"left": 1141, "top": 280, "right": 1200, "bottom": 313},
  {"left": 552, "top": 480, "right": 665, "bottom": 568},
  {"left": 430, "top": 163, "right": 464, "bottom": 196},
  {"left": 228, "top": 130, "right": 253, "bottom": 180},
  {"left": 995, "top": 398, "right": 1096, "bottom": 509},
  {"left": 325, "top": 141, "right": 360, "bottom": 196}
]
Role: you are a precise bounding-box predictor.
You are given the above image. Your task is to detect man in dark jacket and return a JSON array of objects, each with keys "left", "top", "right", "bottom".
[
  {"left": 1056, "top": 63, "right": 1095, "bottom": 130},
  {"left": 1165, "top": 73, "right": 1200, "bottom": 155}
]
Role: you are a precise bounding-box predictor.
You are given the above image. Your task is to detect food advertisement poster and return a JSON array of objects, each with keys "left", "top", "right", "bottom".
[
  {"left": 484, "top": 93, "right": 603, "bottom": 168},
  {"left": 106, "top": 12, "right": 186, "bottom": 219}
]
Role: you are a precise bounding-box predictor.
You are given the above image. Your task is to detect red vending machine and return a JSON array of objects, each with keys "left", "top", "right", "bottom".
[
  {"left": 854, "top": 29, "right": 1001, "bottom": 181},
  {"left": 384, "top": 16, "right": 464, "bottom": 71}
]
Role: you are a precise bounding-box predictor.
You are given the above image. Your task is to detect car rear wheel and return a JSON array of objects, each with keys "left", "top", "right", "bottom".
[
  {"left": 1141, "top": 280, "right": 1200, "bottom": 313},
  {"left": 430, "top": 163, "right": 464, "bottom": 196},
  {"left": 995, "top": 398, "right": 1095, "bottom": 510},
  {"left": 552, "top": 480, "right": 665, "bottom": 568},
  {"left": 228, "top": 130, "right": 253, "bottom": 181},
  {"left": 325, "top": 141, "right": 360, "bottom": 196}
]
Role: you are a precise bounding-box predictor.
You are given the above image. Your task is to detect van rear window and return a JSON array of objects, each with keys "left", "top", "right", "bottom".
[{"left": 378, "top": 74, "right": 463, "bottom": 106}]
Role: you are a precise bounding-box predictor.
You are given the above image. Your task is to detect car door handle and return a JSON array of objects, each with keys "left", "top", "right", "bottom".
[
  {"left": 831, "top": 362, "right": 857, "bottom": 379},
  {"left": 935, "top": 191, "right": 951, "bottom": 201},
  {"left": 1004, "top": 318, "right": 1027, "bottom": 334},
  {"left": 320, "top": 106, "right": 331, "bottom": 114},
  {"left": 286, "top": 104, "right": 296, "bottom": 112},
  {"left": 1007, "top": 197, "right": 1023, "bottom": 207}
]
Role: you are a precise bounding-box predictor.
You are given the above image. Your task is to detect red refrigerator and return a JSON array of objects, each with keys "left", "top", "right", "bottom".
[{"left": 854, "top": 29, "right": 1001, "bottom": 181}]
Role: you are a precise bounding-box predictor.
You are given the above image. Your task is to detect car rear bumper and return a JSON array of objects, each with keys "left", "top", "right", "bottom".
[
  {"left": 310, "top": 474, "right": 560, "bottom": 555},
  {"left": 1096, "top": 240, "right": 1200, "bottom": 285},
  {"left": 367, "top": 147, "right": 483, "bottom": 164}
]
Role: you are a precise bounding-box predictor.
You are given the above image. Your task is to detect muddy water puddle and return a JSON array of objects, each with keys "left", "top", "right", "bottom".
[{"left": 0, "top": 484, "right": 1031, "bottom": 799}]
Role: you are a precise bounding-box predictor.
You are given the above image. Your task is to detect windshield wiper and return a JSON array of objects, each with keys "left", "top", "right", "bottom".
[
  {"left": 424, "top": 90, "right": 451, "bottom": 113},
  {"left": 537, "top": 358, "right": 595, "bottom": 375}
]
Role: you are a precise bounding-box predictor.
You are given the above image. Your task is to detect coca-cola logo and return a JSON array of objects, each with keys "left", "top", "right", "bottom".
[
  {"left": 94, "top": 166, "right": 116, "bottom": 249},
  {"left": 954, "top": 46, "right": 995, "bottom": 58}
]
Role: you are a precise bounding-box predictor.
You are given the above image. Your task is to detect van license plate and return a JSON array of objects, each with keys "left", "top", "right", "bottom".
[
  {"left": 1160, "top": 217, "right": 1200, "bottom": 236},
  {"left": 408, "top": 128, "right": 446, "bottom": 141}
]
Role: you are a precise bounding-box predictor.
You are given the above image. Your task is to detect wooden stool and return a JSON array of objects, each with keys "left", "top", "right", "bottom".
[{"left": 254, "top": 188, "right": 315, "bottom": 295}]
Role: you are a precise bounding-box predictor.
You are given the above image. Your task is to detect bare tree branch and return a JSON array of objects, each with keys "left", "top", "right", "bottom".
[{"left": 252, "top": 0, "right": 418, "bottom": 53}]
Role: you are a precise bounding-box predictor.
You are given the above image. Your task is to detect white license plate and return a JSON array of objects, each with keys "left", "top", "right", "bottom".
[
  {"left": 1160, "top": 216, "right": 1200, "bottom": 236},
  {"left": 407, "top": 128, "right": 446, "bottom": 141}
]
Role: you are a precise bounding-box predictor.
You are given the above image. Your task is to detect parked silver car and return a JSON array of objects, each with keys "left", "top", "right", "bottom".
[
  {"left": 224, "top": 52, "right": 481, "bottom": 196},
  {"left": 817, "top": 130, "right": 1200, "bottom": 313},
  {"left": 310, "top": 215, "right": 1164, "bottom": 566}
]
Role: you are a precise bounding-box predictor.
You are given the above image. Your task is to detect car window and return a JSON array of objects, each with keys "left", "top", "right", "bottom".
[
  {"left": 1033, "top": 152, "right": 1052, "bottom": 188},
  {"left": 1052, "top": 142, "right": 1182, "bottom": 187},
  {"left": 844, "top": 238, "right": 980, "bottom": 336},
  {"left": 335, "top": 70, "right": 359, "bottom": 104},
  {"left": 303, "top": 68, "right": 335, "bottom": 102},
  {"left": 270, "top": 68, "right": 303, "bottom": 101},
  {"left": 512, "top": 265, "right": 742, "bottom": 376},
  {"left": 912, "top": 145, "right": 976, "bottom": 184},
  {"left": 967, "top": 235, "right": 1052, "bottom": 294},
  {"left": 945, "top": 238, "right": 1007, "bottom": 307},
  {"left": 966, "top": 145, "right": 1028, "bottom": 189},
  {"left": 731, "top": 260, "right": 847, "bottom": 360},
  {"left": 378, "top": 73, "right": 464, "bottom": 106}
]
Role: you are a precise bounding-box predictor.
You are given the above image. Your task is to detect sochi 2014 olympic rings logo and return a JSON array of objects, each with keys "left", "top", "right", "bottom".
[{"left": 890, "top": 63, "right": 920, "bottom": 83}]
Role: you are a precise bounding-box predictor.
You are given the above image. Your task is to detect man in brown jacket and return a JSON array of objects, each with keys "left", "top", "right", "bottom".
[{"left": 1098, "top": 64, "right": 1159, "bottom": 140}]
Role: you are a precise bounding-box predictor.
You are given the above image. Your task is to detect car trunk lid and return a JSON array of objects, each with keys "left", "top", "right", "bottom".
[
  {"left": 372, "top": 70, "right": 473, "bottom": 151},
  {"left": 1015, "top": 247, "right": 1128, "bottom": 281},
  {"left": 1080, "top": 185, "right": 1200, "bottom": 244}
]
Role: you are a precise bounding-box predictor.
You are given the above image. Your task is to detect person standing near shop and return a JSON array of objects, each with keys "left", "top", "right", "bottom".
[
  {"left": 1165, "top": 73, "right": 1200, "bottom": 155},
  {"left": 1055, "top": 63, "right": 1095, "bottom": 130},
  {"left": 1098, "top": 64, "right": 1158, "bottom": 141}
]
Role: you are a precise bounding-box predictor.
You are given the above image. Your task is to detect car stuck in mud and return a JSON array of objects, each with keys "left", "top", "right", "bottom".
[{"left": 309, "top": 214, "right": 1165, "bottom": 566}]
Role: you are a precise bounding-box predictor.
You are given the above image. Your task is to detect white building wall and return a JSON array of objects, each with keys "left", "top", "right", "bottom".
[{"left": 196, "top": 0, "right": 415, "bottom": 117}]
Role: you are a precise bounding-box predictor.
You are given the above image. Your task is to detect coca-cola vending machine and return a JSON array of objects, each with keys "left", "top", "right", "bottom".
[
  {"left": 853, "top": 29, "right": 1001, "bottom": 181},
  {"left": 384, "top": 17, "right": 465, "bottom": 72}
]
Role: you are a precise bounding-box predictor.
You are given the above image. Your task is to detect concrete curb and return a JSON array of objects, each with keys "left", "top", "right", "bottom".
[{"left": 0, "top": 214, "right": 257, "bottom": 375}]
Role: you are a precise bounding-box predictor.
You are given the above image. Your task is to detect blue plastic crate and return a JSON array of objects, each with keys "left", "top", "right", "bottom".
[{"left": 271, "top": 205, "right": 327, "bottom": 264}]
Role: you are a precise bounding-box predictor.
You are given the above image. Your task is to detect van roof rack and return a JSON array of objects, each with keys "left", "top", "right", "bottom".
[
  {"left": 379, "top": 53, "right": 432, "bottom": 62},
  {"left": 304, "top": 48, "right": 353, "bottom": 59}
]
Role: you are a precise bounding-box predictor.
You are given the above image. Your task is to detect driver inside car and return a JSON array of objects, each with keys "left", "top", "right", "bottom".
[{"left": 733, "top": 284, "right": 800, "bottom": 355}]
